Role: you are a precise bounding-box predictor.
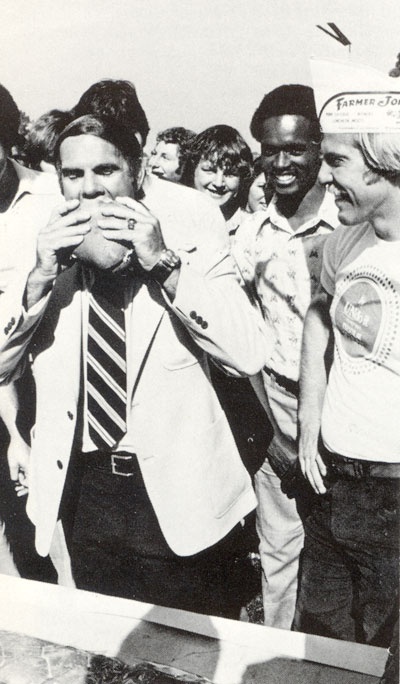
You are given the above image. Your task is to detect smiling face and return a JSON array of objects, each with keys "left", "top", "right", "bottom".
[
  {"left": 246, "top": 172, "right": 270, "bottom": 212},
  {"left": 148, "top": 140, "right": 182, "bottom": 182},
  {"left": 260, "top": 115, "right": 321, "bottom": 200},
  {"left": 193, "top": 156, "right": 240, "bottom": 209},
  {"left": 319, "top": 133, "right": 391, "bottom": 226}
]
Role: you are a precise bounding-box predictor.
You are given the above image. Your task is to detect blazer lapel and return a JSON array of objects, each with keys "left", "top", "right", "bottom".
[{"left": 31, "top": 262, "right": 83, "bottom": 409}]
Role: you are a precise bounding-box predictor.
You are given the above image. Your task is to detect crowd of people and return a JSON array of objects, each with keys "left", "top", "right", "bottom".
[{"left": 0, "top": 67, "right": 398, "bottom": 671}]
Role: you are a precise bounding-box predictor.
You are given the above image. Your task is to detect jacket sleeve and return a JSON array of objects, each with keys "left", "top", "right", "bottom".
[
  {"left": 162, "top": 203, "right": 269, "bottom": 377},
  {"left": 0, "top": 268, "right": 51, "bottom": 383}
]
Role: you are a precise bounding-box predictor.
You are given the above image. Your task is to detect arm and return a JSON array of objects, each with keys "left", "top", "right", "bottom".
[
  {"left": 298, "top": 287, "right": 334, "bottom": 494},
  {"left": 0, "top": 382, "right": 30, "bottom": 492},
  {"left": 99, "top": 197, "right": 268, "bottom": 376},
  {"left": 0, "top": 199, "right": 91, "bottom": 381}
]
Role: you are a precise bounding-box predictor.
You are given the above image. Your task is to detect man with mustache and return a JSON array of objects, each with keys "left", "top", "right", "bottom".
[
  {"left": 233, "top": 85, "right": 338, "bottom": 629},
  {"left": 296, "top": 63, "right": 400, "bottom": 647},
  {"left": 0, "top": 113, "right": 266, "bottom": 617}
]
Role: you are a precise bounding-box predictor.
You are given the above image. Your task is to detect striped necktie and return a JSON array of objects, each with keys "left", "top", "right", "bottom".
[{"left": 87, "top": 273, "right": 127, "bottom": 450}]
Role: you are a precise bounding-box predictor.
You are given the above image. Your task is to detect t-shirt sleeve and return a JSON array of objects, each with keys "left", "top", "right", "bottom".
[{"left": 320, "top": 227, "right": 344, "bottom": 295}]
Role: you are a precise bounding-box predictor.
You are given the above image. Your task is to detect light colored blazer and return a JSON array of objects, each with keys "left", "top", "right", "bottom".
[{"left": 0, "top": 186, "right": 267, "bottom": 558}]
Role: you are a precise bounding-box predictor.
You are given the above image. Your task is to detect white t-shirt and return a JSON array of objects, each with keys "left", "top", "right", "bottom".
[{"left": 321, "top": 222, "right": 400, "bottom": 462}]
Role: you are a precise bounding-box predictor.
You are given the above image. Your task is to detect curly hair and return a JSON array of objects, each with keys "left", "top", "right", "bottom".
[
  {"left": 182, "top": 124, "right": 253, "bottom": 207},
  {"left": 155, "top": 126, "right": 196, "bottom": 171},
  {"left": 250, "top": 84, "right": 321, "bottom": 143}
]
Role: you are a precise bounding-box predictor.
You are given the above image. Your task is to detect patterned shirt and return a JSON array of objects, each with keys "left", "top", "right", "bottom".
[{"left": 234, "top": 191, "right": 338, "bottom": 439}]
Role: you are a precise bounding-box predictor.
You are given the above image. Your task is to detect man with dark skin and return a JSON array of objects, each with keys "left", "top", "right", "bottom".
[{"left": 234, "top": 85, "right": 338, "bottom": 628}]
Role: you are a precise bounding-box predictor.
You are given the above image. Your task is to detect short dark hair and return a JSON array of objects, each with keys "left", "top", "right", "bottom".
[
  {"left": 155, "top": 126, "right": 196, "bottom": 171},
  {"left": 73, "top": 79, "right": 150, "bottom": 145},
  {"left": 0, "top": 84, "right": 20, "bottom": 150},
  {"left": 24, "top": 109, "right": 72, "bottom": 169},
  {"left": 182, "top": 124, "right": 253, "bottom": 204},
  {"left": 249, "top": 155, "right": 264, "bottom": 181},
  {"left": 55, "top": 114, "right": 143, "bottom": 190},
  {"left": 250, "top": 84, "right": 321, "bottom": 142}
]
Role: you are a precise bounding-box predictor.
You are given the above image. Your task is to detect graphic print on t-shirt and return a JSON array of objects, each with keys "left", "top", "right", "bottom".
[
  {"left": 336, "top": 279, "right": 381, "bottom": 356},
  {"left": 333, "top": 265, "right": 400, "bottom": 373}
]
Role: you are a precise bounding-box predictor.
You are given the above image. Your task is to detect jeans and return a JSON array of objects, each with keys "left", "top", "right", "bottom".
[{"left": 294, "top": 459, "right": 399, "bottom": 647}]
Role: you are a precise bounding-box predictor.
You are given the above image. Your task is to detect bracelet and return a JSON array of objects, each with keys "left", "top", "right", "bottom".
[{"left": 151, "top": 248, "right": 181, "bottom": 284}]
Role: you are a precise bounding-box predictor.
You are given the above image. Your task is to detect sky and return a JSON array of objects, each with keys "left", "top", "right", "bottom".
[{"left": 1, "top": 0, "right": 399, "bottom": 151}]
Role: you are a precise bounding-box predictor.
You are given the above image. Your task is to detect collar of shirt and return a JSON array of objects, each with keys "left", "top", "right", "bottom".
[
  {"left": 8, "top": 159, "right": 60, "bottom": 209},
  {"left": 265, "top": 189, "right": 338, "bottom": 237},
  {"left": 226, "top": 206, "right": 245, "bottom": 238}
]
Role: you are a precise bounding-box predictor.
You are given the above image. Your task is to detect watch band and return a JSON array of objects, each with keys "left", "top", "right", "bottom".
[{"left": 151, "top": 248, "right": 181, "bottom": 284}]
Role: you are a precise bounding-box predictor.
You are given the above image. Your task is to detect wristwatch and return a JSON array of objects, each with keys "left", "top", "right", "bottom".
[{"left": 151, "top": 248, "right": 181, "bottom": 284}]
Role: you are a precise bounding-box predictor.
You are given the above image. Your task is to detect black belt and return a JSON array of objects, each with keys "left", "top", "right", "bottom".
[
  {"left": 323, "top": 449, "right": 400, "bottom": 479},
  {"left": 83, "top": 450, "right": 136, "bottom": 477},
  {"left": 264, "top": 366, "right": 299, "bottom": 397}
]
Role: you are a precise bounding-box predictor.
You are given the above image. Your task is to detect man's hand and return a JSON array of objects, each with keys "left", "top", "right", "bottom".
[
  {"left": 26, "top": 200, "right": 92, "bottom": 309},
  {"left": 34, "top": 199, "right": 92, "bottom": 279},
  {"left": 98, "top": 197, "right": 166, "bottom": 271},
  {"left": 7, "top": 433, "right": 30, "bottom": 497},
  {"left": 298, "top": 288, "right": 333, "bottom": 496},
  {"left": 299, "top": 431, "right": 327, "bottom": 495}
]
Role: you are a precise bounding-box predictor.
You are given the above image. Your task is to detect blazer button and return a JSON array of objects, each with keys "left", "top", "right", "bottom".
[
  {"left": 196, "top": 316, "right": 203, "bottom": 325},
  {"left": 201, "top": 321, "right": 208, "bottom": 329},
  {"left": 56, "top": 460, "right": 63, "bottom": 470},
  {"left": 10, "top": 317, "right": 15, "bottom": 325},
  {"left": 190, "top": 310, "right": 197, "bottom": 319},
  {"left": 67, "top": 411, "right": 74, "bottom": 420}
]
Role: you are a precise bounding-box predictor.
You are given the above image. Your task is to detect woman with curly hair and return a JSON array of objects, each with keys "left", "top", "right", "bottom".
[
  {"left": 147, "top": 126, "right": 196, "bottom": 183},
  {"left": 183, "top": 124, "right": 253, "bottom": 238},
  {"left": 185, "top": 127, "right": 273, "bottom": 593}
]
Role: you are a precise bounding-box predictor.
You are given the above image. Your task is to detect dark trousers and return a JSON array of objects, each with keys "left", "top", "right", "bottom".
[
  {"left": 294, "top": 451, "right": 400, "bottom": 647},
  {"left": 71, "top": 452, "right": 251, "bottom": 618}
]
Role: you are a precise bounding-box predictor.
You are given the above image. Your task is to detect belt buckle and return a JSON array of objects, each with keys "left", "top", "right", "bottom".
[{"left": 111, "top": 453, "right": 133, "bottom": 477}]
